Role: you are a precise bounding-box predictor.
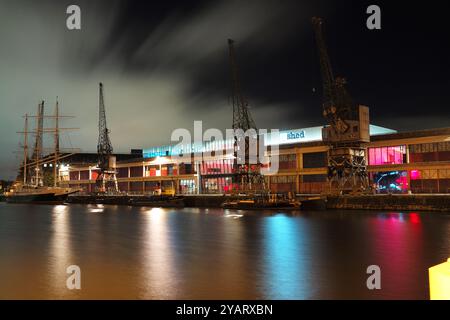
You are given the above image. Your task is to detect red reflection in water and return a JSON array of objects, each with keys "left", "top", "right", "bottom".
[
  {"left": 409, "top": 213, "right": 421, "bottom": 224},
  {"left": 368, "top": 212, "right": 424, "bottom": 298}
]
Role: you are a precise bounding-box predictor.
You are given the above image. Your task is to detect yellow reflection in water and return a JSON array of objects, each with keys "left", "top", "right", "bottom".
[
  {"left": 140, "top": 207, "right": 176, "bottom": 298},
  {"left": 88, "top": 204, "right": 104, "bottom": 213},
  {"left": 49, "top": 205, "right": 74, "bottom": 296}
]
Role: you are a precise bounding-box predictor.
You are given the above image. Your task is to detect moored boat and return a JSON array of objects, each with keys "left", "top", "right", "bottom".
[
  {"left": 129, "top": 196, "right": 185, "bottom": 207},
  {"left": 5, "top": 184, "right": 80, "bottom": 204},
  {"left": 221, "top": 194, "right": 301, "bottom": 210},
  {"left": 6, "top": 99, "right": 80, "bottom": 204}
]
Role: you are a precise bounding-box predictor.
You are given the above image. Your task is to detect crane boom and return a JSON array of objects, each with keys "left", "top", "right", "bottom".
[
  {"left": 96, "top": 82, "right": 118, "bottom": 193},
  {"left": 228, "top": 39, "right": 256, "bottom": 131},
  {"left": 312, "top": 17, "right": 359, "bottom": 134},
  {"left": 227, "top": 39, "right": 265, "bottom": 194},
  {"left": 97, "top": 82, "right": 113, "bottom": 169},
  {"left": 312, "top": 17, "right": 335, "bottom": 110},
  {"left": 312, "top": 17, "right": 370, "bottom": 194}
]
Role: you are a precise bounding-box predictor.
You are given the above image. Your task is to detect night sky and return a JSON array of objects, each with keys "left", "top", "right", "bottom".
[{"left": 0, "top": 0, "right": 449, "bottom": 179}]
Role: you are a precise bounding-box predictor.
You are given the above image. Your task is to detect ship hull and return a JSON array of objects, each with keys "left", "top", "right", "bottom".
[{"left": 5, "top": 192, "right": 70, "bottom": 204}]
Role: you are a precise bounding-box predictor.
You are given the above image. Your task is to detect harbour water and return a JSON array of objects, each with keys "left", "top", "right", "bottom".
[{"left": 0, "top": 203, "right": 449, "bottom": 299}]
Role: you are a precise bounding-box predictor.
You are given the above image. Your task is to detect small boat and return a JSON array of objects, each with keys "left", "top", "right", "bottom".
[
  {"left": 300, "top": 196, "right": 326, "bottom": 210},
  {"left": 221, "top": 196, "right": 301, "bottom": 210},
  {"left": 129, "top": 196, "right": 185, "bottom": 208}
]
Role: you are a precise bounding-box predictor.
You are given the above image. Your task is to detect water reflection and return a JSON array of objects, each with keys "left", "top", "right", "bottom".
[
  {"left": 369, "top": 212, "right": 424, "bottom": 298},
  {"left": 49, "top": 204, "right": 73, "bottom": 296},
  {"left": 0, "top": 205, "right": 449, "bottom": 299},
  {"left": 224, "top": 213, "right": 243, "bottom": 219},
  {"left": 209, "top": 209, "right": 249, "bottom": 298},
  {"left": 140, "top": 207, "right": 177, "bottom": 298},
  {"left": 263, "top": 215, "right": 311, "bottom": 299},
  {"left": 88, "top": 204, "right": 104, "bottom": 213}
]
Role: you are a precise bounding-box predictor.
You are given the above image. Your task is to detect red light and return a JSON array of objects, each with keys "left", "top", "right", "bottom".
[{"left": 410, "top": 170, "right": 420, "bottom": 180}]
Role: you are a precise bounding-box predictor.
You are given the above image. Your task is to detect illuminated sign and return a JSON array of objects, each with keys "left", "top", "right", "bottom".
[
  {"left": 264, "top": 127, "right": 323, "bottom": 146},
  {"left": 287, "top": 131, "right": 305, "bottom": 140}
]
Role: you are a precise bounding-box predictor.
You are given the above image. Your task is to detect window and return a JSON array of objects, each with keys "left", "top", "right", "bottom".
[
  {"left": 180, "top": 179, "right": 196, "bottom": 194},
  {"left": 303, "top": 152, "right": 327, "bottom": 168},
  {"left": 117, "top": 167, "right": 128, "bottom": 178},
  {"left": 410, "top": 142, "right": 450, "bottom": 163},
  {"left": 279, "top": 154, "right": 297, "bottom": 170},
  {"left": 130, "top": 166, "right": 143, "bottom": 177},
  {"left": 302, "top": 174, "right": 327, "bottom": 183},
  {"left": 368, "top": 146, "right": 406, "bottom": 165},
  {"left": 271, "top": 175, "right": 296, "bottom": 184}
]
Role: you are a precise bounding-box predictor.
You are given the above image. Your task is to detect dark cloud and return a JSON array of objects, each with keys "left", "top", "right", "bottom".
[{"left": 0, "top": 0, "right": 449, "bottom": 179}]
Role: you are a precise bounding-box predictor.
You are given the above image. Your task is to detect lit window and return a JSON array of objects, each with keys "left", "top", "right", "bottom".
[{"left": 368, "top": 146, "right": 406, "bottom": 165}]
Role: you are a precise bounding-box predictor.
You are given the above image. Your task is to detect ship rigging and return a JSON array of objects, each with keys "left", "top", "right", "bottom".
[{"left": 5, "top": 98, "right": 80, "bottom": 203}]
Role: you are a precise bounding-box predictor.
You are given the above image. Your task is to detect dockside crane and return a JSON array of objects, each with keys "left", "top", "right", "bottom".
[
  {"left": 227, "top": 39, "right": 266, "bottom": 194},
  {"left": 312, "top": 17, "right": 370, "bottom": 194},
  {"left": 96, "top": 82, "right": 118, "bottom": 193}
]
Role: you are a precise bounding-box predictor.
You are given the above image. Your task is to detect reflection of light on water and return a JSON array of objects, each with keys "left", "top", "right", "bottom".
[
  {"left": 89, "top": 209, "right": 104, "bottom": 213},
  {"left": 141, "top": 207, "right": 164, "bottom": 216},
  {"left": 49, "top": 205, "right": 72, "bottom": 295},
  {"left": 53, "top": 205, "right": 68, "bottom": 215},
  {"left": 263, "top": 215, "right": 310, "bottom": 299},
  {"left": 368, "top": 211, "right": 424, "bottom": 296},
  {"left": 377, "top": 212, "right": 423, "bottom": 225},
  {"left": 217, "top": 209, "right": 247, "bottom": 297},
  {"left": 225, "top": 214, "right": 243, "bottom": 219},
  {"left": 409, "top": 213, "right": 421, "bottom": 224},
  {"left": 224, "top": 209, "right": 243, "bottom": 219},
  {"left": 141, "top": 208, "right": 175, "bottom": 298},
  {"left": 88, "top": 204, "right": 104, "bottom": 213}
]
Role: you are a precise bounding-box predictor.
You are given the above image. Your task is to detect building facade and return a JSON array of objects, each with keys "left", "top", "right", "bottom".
[{"left": 59, "top": 126, "right": 450, "bottom": 195}]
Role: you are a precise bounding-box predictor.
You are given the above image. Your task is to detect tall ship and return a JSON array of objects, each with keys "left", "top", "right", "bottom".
[{"left": 5, "top": 99, "right": 80, "bottom": 204}]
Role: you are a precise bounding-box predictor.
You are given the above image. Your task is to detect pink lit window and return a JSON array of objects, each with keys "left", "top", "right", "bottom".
[{"left": 369, "top": 146, "right": 406, "bottom": 165}]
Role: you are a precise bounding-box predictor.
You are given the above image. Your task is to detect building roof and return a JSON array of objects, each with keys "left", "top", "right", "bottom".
[
  {"left": 370, "top": 127, "right": 450, "bottom": 141},
  {"left": 142, "top": 124, "right": 397, "bottom": 158},
  {"left": 64, "top": 126, "right": 450, "bottom": 167},
  {"left": 264, "top": 125, "right": 396, "bottom": 146}
]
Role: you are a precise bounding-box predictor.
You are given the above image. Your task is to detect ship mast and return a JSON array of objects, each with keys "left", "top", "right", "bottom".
[
  {"left": 53, "top": 98, "right": 60, "bottom": 187},
  {"left": 31, "top": 101, "right": 44, "bottom": 187},
  {"left": 17, "top": 99, "right": 79, "bottom": 187},
  {"left": 23, "top": 114, "right": 29, "bottom": 185}
]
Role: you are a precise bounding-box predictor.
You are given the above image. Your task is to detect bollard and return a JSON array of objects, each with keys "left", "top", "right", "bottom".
[{"left": 429, "top": 258, "right": 450, "bottom": 300}]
